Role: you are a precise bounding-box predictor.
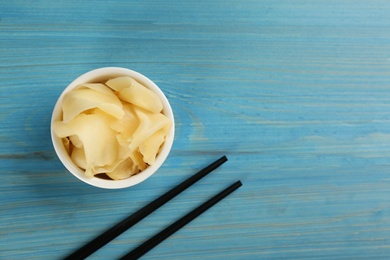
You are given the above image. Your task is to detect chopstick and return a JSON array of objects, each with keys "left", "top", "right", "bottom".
[
  {"left": 63, "top": 156, "right": 228, "bottom": 260},
  {"left": 120, "top": 180, "right": 242, "bottom": 260}
]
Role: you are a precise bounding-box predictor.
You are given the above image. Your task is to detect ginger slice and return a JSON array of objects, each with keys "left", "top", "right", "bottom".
[{"left": 106, "top": 76, "right": 163, "bottom": 113}]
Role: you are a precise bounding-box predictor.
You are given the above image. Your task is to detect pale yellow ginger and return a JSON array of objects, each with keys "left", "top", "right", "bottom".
[{"left": 53, "top": 76, "right": 172, "bottom": 180}]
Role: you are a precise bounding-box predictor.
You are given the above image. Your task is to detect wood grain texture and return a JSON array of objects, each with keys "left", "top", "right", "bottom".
[{"left": 2, "top": 0, "right": 390, "bottom": 259}]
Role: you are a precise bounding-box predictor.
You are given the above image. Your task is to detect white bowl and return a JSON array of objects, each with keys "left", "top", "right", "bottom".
[{"left": 51, "top": 67, "right": 175, "bottom": 189}]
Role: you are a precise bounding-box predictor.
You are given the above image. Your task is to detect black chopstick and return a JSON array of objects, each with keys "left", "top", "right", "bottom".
[
  {"left": 63, "top": 156, "right": 228, "bottom": 260},
  {"left": 120, "top": 180, "right": 242, "bottom": 259}
]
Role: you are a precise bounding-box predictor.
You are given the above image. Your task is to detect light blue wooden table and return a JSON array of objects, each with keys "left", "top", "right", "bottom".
[{"left": 2, "top": 0, "right": 390, "bottom": 259}]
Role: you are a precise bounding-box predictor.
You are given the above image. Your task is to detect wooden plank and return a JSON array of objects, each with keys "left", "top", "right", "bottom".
[{"left": 1, "top": 0, "right": 390, "bottom": 259}]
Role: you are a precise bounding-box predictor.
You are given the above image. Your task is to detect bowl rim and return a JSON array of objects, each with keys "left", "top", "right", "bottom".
[{"left": 51, "top": 67, "right": 175, "bottom": 189}]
